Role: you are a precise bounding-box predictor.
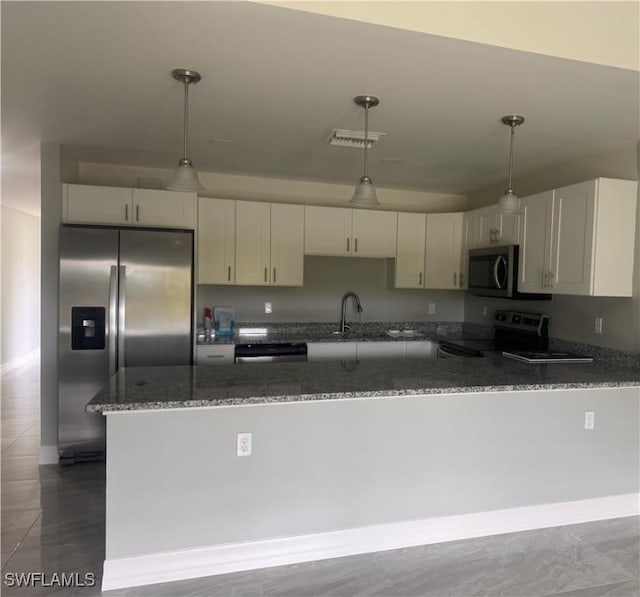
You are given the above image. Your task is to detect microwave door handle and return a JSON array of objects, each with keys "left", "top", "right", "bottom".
[{"left": 494, "top": 255, "right": 508, "bottom": 289}]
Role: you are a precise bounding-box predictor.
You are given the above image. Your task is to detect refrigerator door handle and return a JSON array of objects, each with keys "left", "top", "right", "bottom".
[
  {"left": 118, "top": 265, "right": 126, "bottom": 368},
  {"left": 108, "top": 265, "right": 118, "bottom": 375}
]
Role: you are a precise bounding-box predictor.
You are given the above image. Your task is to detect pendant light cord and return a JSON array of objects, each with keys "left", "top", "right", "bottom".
[
  {"left": 183, "top": 80, "right": 189, "bottom": 161},
  {"left": 506, "top": 124, "right": 515, "bottom": 190},
  {"left": 363, "top": 104, "right": 369, "bottom": 178}
]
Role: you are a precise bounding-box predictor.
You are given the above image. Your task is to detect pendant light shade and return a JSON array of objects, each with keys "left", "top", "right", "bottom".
[
  {"left": 167, "top": 68, "right": 203, "bottom": 193},
  {"left": 350, "top": 95, "right": 380, "bottom": 207},
  {"left": 498, "top": 115, "right": 525, "bottom": 214}
]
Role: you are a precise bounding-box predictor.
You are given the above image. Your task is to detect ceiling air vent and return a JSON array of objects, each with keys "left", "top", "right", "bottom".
[{"left": 329, "top": 129, "right": 386, "bottom": 149}]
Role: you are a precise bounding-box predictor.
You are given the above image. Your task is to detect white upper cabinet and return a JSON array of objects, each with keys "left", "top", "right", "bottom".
[
  {"left": 198, "top": 198, "right": 236, "bottom": 285},
  {"left": 476, "top": 205, "right": 520, "bottom": 247},
  {"left": 63, "top": 184, "right": 132, "bottom": 225},
  {"left": 234, "top": 201, "right": 304, "bottom": 287},
  {"left": 518, "top": 190, "right": 554, "bottom": 293},
  {"left": 304, "top": 206, "right": 352, "bottom": 255},
  {"left": 270, "top": 203, "right": 304, "bottom": 287},
  {"left": 424, "top": 213, "right": 464, "bottom": 289},
  {"left": 235, "top": 201, "right": 272, "bottom": 285},
  {"left": 63, "top": 184, "right": 196, "bottom": 229},
  {"left": 394, "top": 212, "right": 426, "bottom": 288},
  {"left": 304, "top": 206, "right": 396, "bottom": 257},
  {"left": 352, "top": 210, "right": 397, "bottom": 257},
  {"left": 132, "top": 189, "right": 196, "bottom": 229},
  {"left": 518, "top": 178, "right": 637, "bottom": 297},
  {"left": 460, "top": 211, "right": 477, "bottom": 289}
]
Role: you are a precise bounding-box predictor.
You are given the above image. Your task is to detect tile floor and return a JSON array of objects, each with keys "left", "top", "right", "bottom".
[{"left": 2, "top": 359, "right": 639, "bottom": 597}]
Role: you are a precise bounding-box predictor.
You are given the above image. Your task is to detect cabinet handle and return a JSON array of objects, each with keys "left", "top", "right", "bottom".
[
  {"left": 273, "top": 267, "right": 277, "bottom": 283},
  {"left": 264, "top": 267, "right": 268, "bottom": 282},
  {"left": 125, "top": 204, "right": 129, "bottom": 221},
  {"left": 346, "top": 237, "right": 350, "bottom": 252},
  {"left": 136, "top": 204, "right": 140, "bottom": 222},
  {"left": 453, "top": 272, "right": 457, "bottom": 286},
  {"left": 227, "top": 265, "right": 231, "bottom": 282},
  {"left": 355, "top": 238, "right": 358, "bottom": 253},
  {"left": 419, "top": 272, "right": 422, "bottom": 286}
]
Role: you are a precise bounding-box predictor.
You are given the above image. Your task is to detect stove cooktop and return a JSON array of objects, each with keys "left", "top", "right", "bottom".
[{"left": 502, "top": 351, "right": 594, "bottom": 364}]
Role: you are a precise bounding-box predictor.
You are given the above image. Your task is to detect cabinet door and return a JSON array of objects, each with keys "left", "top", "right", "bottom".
[
  {"left": 395, "top": 213, "right": 426, "bottom": 288},
  {"left": 460, "top": 212, "right": 477, "bottom": 289},
  {"left": 476, "top": 207, "right": 496, "bottom": 247},
  {"left": 476, "top": 206, "right": 520, "bottom": 246},
  {"left": 63, "top": 184, "right": 132, "bottom": 225},
  {"left": 304, "top": 206, "right": 352, "bottom": 255},
  {"left": 424, "top": 213, "right": 463, "bottom": 289},
  {"left": 307, "top": 342, "right": 357, "bottom": 361},
  {"left": 549, "top": 180, "right": 596, "bottom": 295},
  {"left": 352, "top": 210, "right": 397, "bottom": 257},
  {"left": 497, "top": 212, "right": 520, "bottom": 245},
  {"left": 198, "top": 198, "right": 235, "bottom": 284},
  {"left": 405, "top": 341, "right": 435, "bottom": 359},
  {"left": 235, "top": 201, "right": 271, "bottom": 285},
  {"left": 356, "top": 341, "right": 405, "bottom": 360},
  {"left": 518, "top": 191, "right": 554, "bottom": 293},
  {"left": 132, "top": 189, "right": 196, "bottom": 229},
  {"left": 270, "top": 203, "right": 304, "bottom": 286},
  {"left": 196, "top": 345, "right": 235, "bottom": 365}
]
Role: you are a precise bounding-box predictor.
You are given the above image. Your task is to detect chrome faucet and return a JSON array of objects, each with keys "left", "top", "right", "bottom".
[{"left": 340, "top": 291, "right": 363, "bottom": 332}]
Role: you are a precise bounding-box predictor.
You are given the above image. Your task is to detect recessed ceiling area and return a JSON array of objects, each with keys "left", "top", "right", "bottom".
[{"left": 2, "top": 1, "right": 638, "bottom": 215}]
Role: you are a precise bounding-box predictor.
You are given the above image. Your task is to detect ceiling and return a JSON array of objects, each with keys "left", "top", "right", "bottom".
[{"left": 2, "top": 1, "right": 639, "bottom": 216}]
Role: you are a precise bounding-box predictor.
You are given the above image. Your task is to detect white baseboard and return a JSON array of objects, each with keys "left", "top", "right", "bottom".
[
  {"left": 101, "top": 492, "right": 640, "bottom": 592},
  {"left": 0, "top": 349, "right": 39, "bottom": 375},
  {"left": 38, "top": 445, "right": 59, "bottom": 465}
]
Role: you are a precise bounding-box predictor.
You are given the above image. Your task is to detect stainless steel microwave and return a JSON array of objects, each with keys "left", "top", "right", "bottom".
[{"left": 467, "top": 245, "right": 551, "bottom": 300}]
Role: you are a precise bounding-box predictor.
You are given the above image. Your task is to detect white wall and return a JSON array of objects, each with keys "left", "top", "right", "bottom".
[
  {"left": 39, "top": 143, "right": 63, "bottom": 462},
  {"left": 465, "top": 143, "right": 640, "bottom": 354},
  {"left": 199, "top": 256, "right": 464, "bottom": 324},
  {"left": 0, "top": 205, "right": 40, "bottom": 367},
  {"left": 75, "top": 162, "right": 468, "bottom": 214}
]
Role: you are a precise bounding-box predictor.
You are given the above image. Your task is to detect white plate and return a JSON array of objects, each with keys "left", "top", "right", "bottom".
[
  {"left": 387, "top": 329, "right": 401, "bottom": 337},
  {"left": 402, "top": 329, "right": 415, "bottom": 336}
]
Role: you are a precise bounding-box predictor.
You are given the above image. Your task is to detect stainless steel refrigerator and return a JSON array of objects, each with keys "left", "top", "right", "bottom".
[{"left": 58, "top": 225, "right": 193, "bottom": 463}]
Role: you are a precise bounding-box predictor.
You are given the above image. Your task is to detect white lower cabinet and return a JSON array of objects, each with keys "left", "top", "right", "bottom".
[
  {"left": 405, "top": 341, "right": 436, "bottom": 359},
  {"left": 356, "top": 342, "right": 405, "bottom": 360},
  {"left": 307, "top": 342, "right": 358, "bottom": 361},
  {"left": 307, "top": 340, "right": 435, "bottom": 362},
  {"left": 196, "top": 345, "right": 235, "bottom": 365}
]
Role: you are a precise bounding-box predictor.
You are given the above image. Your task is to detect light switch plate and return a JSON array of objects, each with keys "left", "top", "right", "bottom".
[{"left": 265, "top": 302, "right": 272, "bottom": 314}]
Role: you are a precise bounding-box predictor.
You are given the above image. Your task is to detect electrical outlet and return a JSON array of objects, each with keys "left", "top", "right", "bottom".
[
  {"left": 428, "top": 303, "right": 436, "bottom": 315},
  {"left": 482, "top": 305, "right": 488, "bottom": 318},
  {"left": 584, "top": 411, "right": 595, "bottom": 430},
  {"left": 265, "top": 302, "right": 272, "bottom": 314},
  {"left": 594, "top": 317, "right": 603, "bottom": 334},
  {"left": 237, "top": 432, "right": 252, "bottom": 456}
]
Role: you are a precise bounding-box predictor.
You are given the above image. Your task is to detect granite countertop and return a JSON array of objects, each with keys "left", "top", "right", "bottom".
[{"left": 87, "top": 356, "right": 640, "bottom": 413}]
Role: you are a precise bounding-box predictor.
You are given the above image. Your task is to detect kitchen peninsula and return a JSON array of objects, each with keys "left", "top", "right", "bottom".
[{"left": 89, "top": 355, "right": 640, "bottom": 592}]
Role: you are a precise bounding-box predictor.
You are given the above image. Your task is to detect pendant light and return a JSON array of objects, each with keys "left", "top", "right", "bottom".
[
  {"left": 167, "top": 68, "right": 203, "bottom": 192},
  {"left": 498, "top": 115, "right": 525, "bottom": 213},
  {"left": 350, "top": 95, "right": 380, "bottom": 207}
]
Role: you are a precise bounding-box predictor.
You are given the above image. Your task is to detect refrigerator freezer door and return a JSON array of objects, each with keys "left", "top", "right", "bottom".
[
  {"left": 59, "top": 226, "right": 118, "bottom": 459},
  {"left": 119, "top": 229, "right": 193, "bottom": 367}
]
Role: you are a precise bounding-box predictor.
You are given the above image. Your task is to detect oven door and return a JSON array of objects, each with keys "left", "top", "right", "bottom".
[{"left": 468, "top": 246, "right": 515, "bottom": 298}]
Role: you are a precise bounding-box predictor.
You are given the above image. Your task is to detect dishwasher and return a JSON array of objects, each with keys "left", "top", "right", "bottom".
[{"left": 234, "top": 343, "right": 308, "bottom": 363}]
